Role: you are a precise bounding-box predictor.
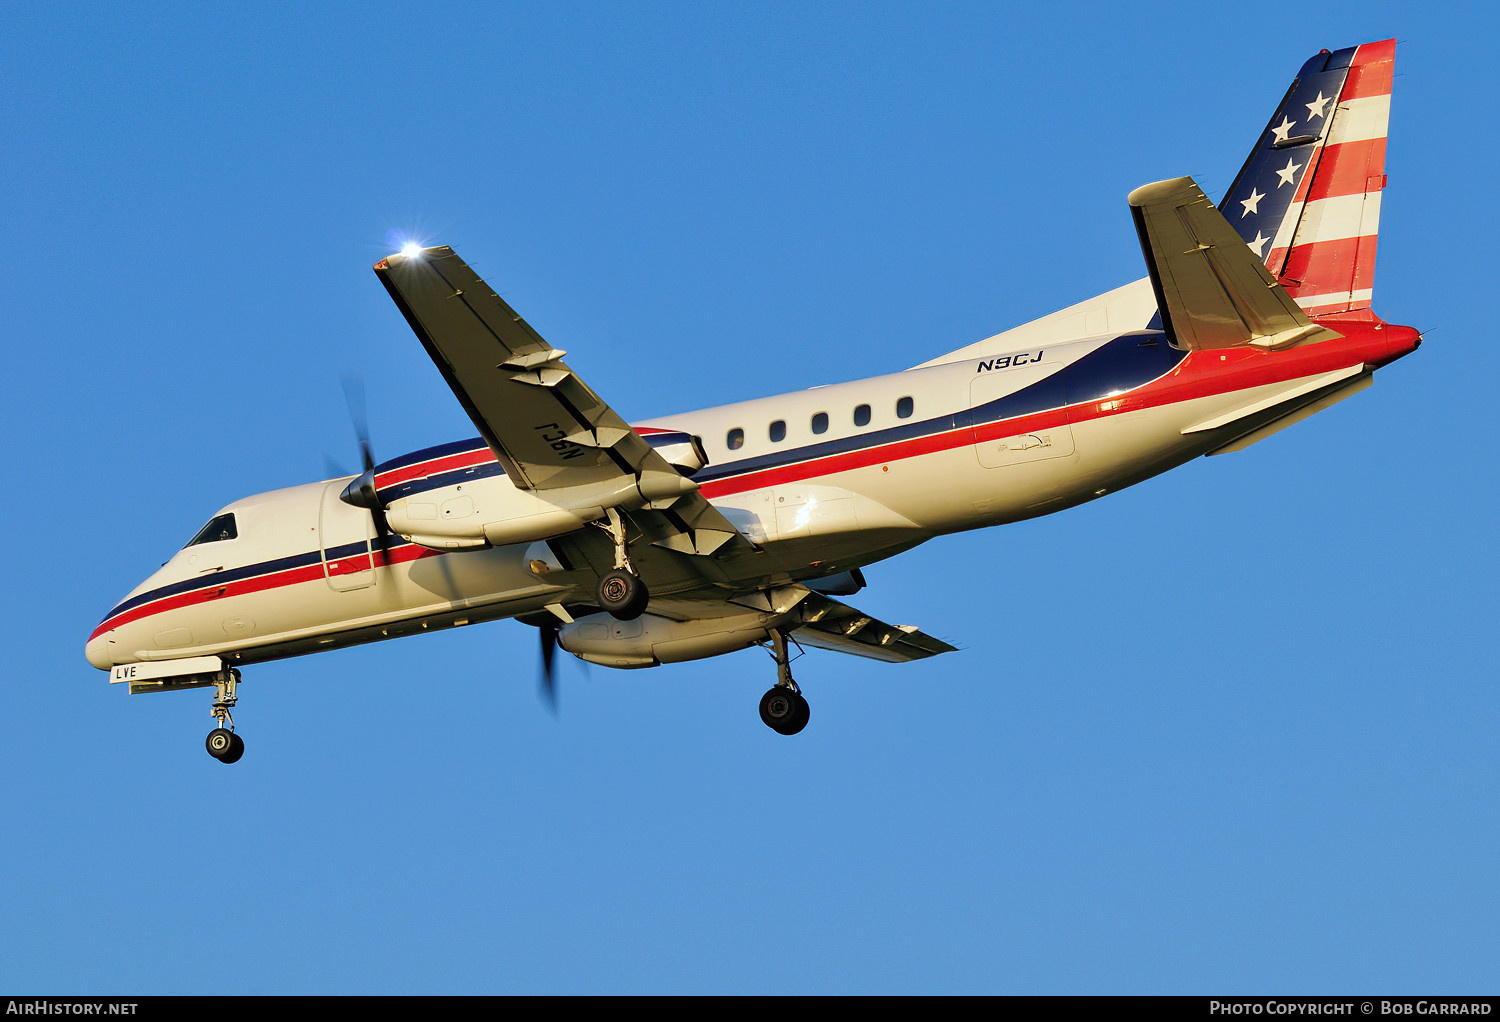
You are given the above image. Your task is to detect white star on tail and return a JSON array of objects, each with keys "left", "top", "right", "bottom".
[
  {"left": 1240, "top": 188, "right": 1265, "bottom": 217},
  {"left": 1271, "top": 116, "right": 1296, "bottom": 144},
  {"left": 1305, "top": 91, "right": 1331, "bottom": 120},
  {"left": 1276, "top": 156, "right": 1303, "bottom": 187},
  {"left": 1248, "top": 232, "right": 1270, "bottom": 258}
]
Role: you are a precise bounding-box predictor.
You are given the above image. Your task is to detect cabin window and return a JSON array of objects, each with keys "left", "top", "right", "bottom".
[
  {"left": 896, "top": 396, "right": 914, "bottom": 419},
  {"left": 853, "top": 403, "right": 872, "bottom": 427},
  {"left": 727, "top": 427, "right": 744, "bottom": 451},
  {"left": 769, "top": 420, "right": 787, "bottom": 443},
  {"left": 811, "top": 412, "right": 829, "bottom": 435},
  {"left": 187, "top": 513, "right": 237, "bottom": 547}
]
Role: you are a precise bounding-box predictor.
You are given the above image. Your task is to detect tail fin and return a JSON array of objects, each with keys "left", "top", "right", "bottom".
[{"left": 1220, "top": 39, "right": 1395, "bottom": 320}]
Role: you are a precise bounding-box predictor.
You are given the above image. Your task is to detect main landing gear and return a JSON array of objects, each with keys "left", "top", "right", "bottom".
[
  {"left": 205, "top": 668, "right": 245, "bottom": 764},
  {"left": 759, "top": 629, "right": 810, "bottom": 736},
  {"left": 597, "top": 568, "right": 649, "bottom": 620},
  {"left": 594, "top": 508, "right": 649, "bottom": 621}
]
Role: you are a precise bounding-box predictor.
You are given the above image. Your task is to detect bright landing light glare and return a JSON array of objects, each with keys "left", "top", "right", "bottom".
[{"left": 400, "top": 242, "right": 424, "bottom": 258}]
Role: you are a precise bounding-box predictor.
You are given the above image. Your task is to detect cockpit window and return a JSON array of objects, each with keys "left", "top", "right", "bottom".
[{"left": 187, "top": 513, "right": 238, "bottom": 547}]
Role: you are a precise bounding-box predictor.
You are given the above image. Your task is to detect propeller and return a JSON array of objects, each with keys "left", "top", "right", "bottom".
[
  {"left": 335, "top": 374, "right": 394, "bottom": 563},
  {"left": 539, "top": 620, "right": 560, "bottom": 716},
  {"left": 535, "top": 614, "right": 589, "bottom": 716}
]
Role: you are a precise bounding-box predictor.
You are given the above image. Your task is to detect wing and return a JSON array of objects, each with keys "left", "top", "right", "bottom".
[
  {"left": 375, "top": 246, "right": 742, "bottom": 556},
  {"left": 729, "top": 586, "right": 957, "bottom": 663},
  {"left": 793, "top": 611, "right": 957, "bottom": 662},
  {"left": 1128, "top": 176, "right": 1342, "bottom": 351}
]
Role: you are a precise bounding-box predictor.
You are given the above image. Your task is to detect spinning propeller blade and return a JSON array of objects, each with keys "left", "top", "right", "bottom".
[
  {"left": 539, "top": 621, "right": 559, "bottom": 716},
  {"left": 336, "top": 374, "right": 394, "bottom": 562}
]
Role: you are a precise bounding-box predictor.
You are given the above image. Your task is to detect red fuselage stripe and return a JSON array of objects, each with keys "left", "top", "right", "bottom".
[
  {"left": 98, "top": 324, "right": 1414, "bottom": 641},
  {"left": 89, "top": 542, "right": 436, "bottom": 641}
]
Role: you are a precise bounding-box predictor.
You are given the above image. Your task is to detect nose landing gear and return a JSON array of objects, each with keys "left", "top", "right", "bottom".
[
  {"left": 206, "top": 727, "right": 244, "bottom": 763},
  {"left": 759, "top": 630, "right": 810, "bottom": 735},
  {"left": 205, "top": 668, "right": 245, "bottom": 764}
]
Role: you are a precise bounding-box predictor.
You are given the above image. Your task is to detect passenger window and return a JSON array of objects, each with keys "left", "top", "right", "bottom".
[
  {"left": 853, "top": 404, "right": 871, "bottom": 427},
  {"left": 811, "top": 412, "right": 829, "bottom": 435},
  {"left": 769, "top": 420, "right": 786, "bottom": 442},
  {"left": 727, "top": 428, "right": 744, "bottom": 451},
  {"left": 896, "top": 396, "right": 914, "bottom": 419},
  {"left": 187, "top": 513, "right": 237, "bottom": 546}
]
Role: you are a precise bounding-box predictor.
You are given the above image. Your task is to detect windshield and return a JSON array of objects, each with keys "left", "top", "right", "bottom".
[{"left": 186, "top": 513, "right": 238, "bottom": 547}]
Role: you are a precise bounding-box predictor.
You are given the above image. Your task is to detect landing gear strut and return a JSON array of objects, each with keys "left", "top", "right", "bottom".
[
  {"left": 595, "top": 508, "right": 649, "bottom": 620},
  {"left": 759, "top": 629, "right": 810, "bottom": 735},
  {"left": 205, "top": 669, "right": 245, "bottom": 763}
]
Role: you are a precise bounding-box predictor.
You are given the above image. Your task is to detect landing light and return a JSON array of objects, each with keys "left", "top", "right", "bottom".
[{"left": 400, "top": 242, "right": 424, "bottom": 259}]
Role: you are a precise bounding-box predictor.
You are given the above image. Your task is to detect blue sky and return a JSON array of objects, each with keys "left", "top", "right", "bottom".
[{"left": 3, "top": 1, "right": 1496, "bottom": 995}]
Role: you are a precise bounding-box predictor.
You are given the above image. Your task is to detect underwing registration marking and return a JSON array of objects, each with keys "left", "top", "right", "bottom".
[{"left": 533, "top": 422, "right": 587, "bottom": 460}]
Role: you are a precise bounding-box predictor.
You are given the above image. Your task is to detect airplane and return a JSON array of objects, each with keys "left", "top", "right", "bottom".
[{"left": 86, "top": 39, "right": 1418, "bottom": 761}]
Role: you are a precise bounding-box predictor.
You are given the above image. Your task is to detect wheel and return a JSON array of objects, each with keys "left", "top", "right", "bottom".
[
  {"left": 788, "top": 692, "right": 810, "bottom": 734},
  {"left": 219, "top": 733, "right": 245, "bottom": 764},
  {"left": 597, "top": 569, "right": 649, "bottom": 620},
  {"left": 205, "top": 727, "right": 236, "bottom": 760},
  {"left": 759, "top": 688, "right": 810, "bottom": 735}
]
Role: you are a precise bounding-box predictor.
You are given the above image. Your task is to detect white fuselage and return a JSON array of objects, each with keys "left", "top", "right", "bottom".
[{"left": 86, "top": 317, "right": 1417, "bottom": 673}]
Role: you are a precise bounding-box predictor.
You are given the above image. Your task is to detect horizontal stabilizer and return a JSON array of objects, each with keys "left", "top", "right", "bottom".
[
  {"left": 1205, "top": 370, "right": 1373, "bottom": 456},
  {"left": 1180, "top": 364, "right": 1367, "bottom": 436},
  {"left": 1129, "top": 177, "right": 1342, "bottom": 351}
]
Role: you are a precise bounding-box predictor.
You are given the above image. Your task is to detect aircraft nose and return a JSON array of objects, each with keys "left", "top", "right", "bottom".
[{"left": 85, "top": 627, "right": 114, "bottom": 671}]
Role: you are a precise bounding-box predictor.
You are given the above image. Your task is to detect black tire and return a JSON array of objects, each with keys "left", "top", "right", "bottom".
[
  {"left": 788, "top": 692, "right": 811, "bottom": 735},
  {"left": 219, "top": 733, "right": 245, "bottom": 764},
  {"left": 205, "top": 727, "right": 236, "bottom": 760},
  {"left": 597, "top": 569, "right": 649, "bottom": 621},
  {"left": 759, "top": 688, "right": 809, "bottom": 735}
]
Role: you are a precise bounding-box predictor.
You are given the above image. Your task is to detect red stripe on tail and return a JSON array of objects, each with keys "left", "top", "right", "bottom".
[{"left": 1341, "top": 40, "right": 1396, "bottom": 100}]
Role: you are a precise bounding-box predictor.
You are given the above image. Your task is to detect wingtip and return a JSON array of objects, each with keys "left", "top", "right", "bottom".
[
  {"left": 1128, "top": 176, "right": 1202, "bottom": 209},
  {"left": 376, "top": 244, "right": 443, "bottom": 271}
]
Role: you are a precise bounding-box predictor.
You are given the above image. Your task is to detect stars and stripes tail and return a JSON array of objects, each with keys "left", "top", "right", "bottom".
[{"left": 1219, "top": 39, "right": 1396, "bottom": 322}]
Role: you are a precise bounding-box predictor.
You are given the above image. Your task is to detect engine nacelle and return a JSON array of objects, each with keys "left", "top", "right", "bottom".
[
  {"left": 558, "top": 611, "right": 774, "bottom": 669},
  {"left": 385, "top": 476, "right": 600, "bottom": 550},
  {"left": 350, "top": 427, "right": 709, "bottom": 552},
  {"left": 383, "top": 473, "right": 689, "bottom": 551},
  {"left": 380, "top": 456, "right": 698, "bottom": 552},
  {"left": 638, "top": 429, "right": 708, "bottom": 476}
]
